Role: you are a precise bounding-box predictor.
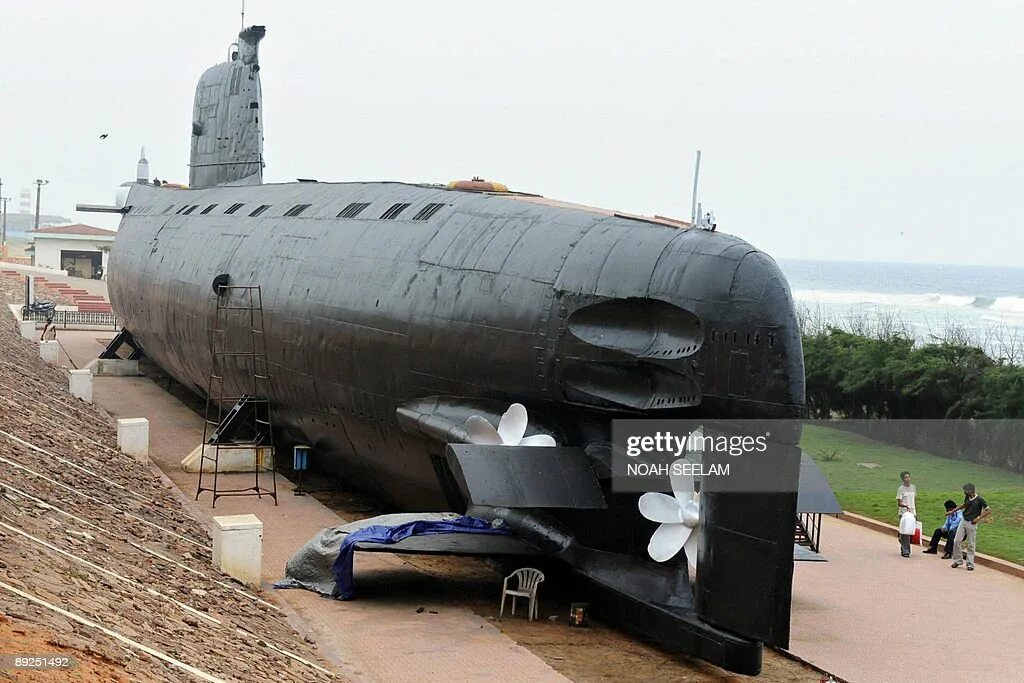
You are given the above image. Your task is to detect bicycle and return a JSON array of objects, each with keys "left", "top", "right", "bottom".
[{"left": 21, "top": 299, "right": 56, "bottom": 319}]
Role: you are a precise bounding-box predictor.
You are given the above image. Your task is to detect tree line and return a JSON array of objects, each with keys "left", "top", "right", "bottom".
[{"left": 800, "top": 309, "right": 1024, "bottom": 472}]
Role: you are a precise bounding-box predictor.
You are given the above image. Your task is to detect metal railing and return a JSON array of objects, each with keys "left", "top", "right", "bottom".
[
  {"left": 796, "top": 512, "right": 823, "bottom": 553},
  {"left": 22, "top": 308, "right": 119, "bottom": 329}
]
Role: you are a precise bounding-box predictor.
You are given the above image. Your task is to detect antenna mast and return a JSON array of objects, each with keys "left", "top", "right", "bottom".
[
  {"left": 241, "top": 0, "right": 245, "bottom": 29},
  {"left": 690, "top": 149, "right": 702, "bottom": 224}
]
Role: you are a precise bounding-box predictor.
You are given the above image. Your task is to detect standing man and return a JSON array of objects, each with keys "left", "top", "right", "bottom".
[
  {"left": 896, "top": 470, "right": 917, "bottom": 557},
  {"left": 950, "top": 483, "right": 991, "bottom": 571}
]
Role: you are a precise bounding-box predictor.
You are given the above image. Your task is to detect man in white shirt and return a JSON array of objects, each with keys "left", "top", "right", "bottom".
[
  {"left": 896, "top": 470, "right": 917, "bottom": 557},
  {"left": 40, "top": 316, "right": 57, "bottom": 342}
]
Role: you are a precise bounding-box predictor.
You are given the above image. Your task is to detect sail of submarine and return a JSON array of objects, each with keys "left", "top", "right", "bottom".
[{"left": 103, "top": 24, "right": 806, "bottom": 673}]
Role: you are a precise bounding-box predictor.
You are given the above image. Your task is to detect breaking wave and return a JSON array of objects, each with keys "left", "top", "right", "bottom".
[{"left": 793, "top": 290, "right": 1024, "bottom": 315}]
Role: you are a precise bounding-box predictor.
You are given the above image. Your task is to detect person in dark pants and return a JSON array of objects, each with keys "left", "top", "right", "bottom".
[
  {"left": 896, "top": 471, "right": 916, "bottom": 557},
  {"left": 924, "top": 499, "right": 962, "bottom": 557},
  {"left": 950, "top": 483, "right": 992, "bottom": 571}
]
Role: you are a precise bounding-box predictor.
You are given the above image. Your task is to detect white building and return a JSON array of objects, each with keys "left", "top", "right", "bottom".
[{"left": 30, "top": 224, "right": 116, "bottom": 278}]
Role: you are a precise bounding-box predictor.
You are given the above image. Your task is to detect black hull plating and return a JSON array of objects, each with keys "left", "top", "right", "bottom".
[{"left": 111, "top": 182, "right": 803, "bottom": 503}]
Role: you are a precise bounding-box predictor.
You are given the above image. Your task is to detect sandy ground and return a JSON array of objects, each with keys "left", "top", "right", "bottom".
[{"left": 0, "top": 615, "right": 142, "bottom": 682}]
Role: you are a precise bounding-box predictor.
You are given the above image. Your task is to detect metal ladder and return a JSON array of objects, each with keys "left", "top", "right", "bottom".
[{"left": 196, "top": 284, "right": 278, "bottom": 507}]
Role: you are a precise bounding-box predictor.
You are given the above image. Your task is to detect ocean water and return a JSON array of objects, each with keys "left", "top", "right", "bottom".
[{"left": 778, "top": 260, "right": 1024, "bottom": 359}]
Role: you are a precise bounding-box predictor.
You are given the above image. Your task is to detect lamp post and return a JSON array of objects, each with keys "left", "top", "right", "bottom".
[
  {"left": 34, "top": 179, "right": 49, "bottom": 231},
  {"left": 1, "top": 196, "right": 9, "bottom": 253}
]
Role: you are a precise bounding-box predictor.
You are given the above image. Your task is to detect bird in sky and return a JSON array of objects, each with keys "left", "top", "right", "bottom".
[{"left": 99, "top": 133, "right": 109, "bottom": 139}]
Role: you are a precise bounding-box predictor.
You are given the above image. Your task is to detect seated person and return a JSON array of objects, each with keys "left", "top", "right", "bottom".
[{"left": 923, "top": 499, "right": 962, "bottom": 557}]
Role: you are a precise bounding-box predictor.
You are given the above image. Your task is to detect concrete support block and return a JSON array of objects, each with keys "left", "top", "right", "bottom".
[
  {"left": 39, "top": 340, "right": 59, "bottom": 364},
  {"left": 20, "top": 320, "right": 37, "bottom": 340},
  {"left": 69, "top": 369, "right": 94, "bottom": 403},
  {"left": 117, "top": 417, "right": 150, "bottom": 462},
  {"left": 181, "top": 444, "right": 274, "bottom": 473},
  {"left": 212, "top": 514, "right": 263, "bottom": 586},
  {"left": 87, "top": 358, "right": 142, "bottom": 376}
]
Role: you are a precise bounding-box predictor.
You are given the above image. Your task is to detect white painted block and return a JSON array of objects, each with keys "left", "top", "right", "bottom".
[
  {"left": 39, "top": 340, "right": 59, "bottom": 364},
  {"left": 180, "top": 444, "right": 274, "bottom": 473},
  {"left": 69, "top": 369, "right": 94, "bottom": 403},
  {"left": 117, "top": 417, "right": 150, "bottom": 462},
  {"left": 87, "top": 358, "right": 142, "bottom": 376},
  {"left": 20, "top": 320, "right": 37, "bottom": 340},
  {"left": 212, "top": 514, "right": 263, "bottom": 586}
]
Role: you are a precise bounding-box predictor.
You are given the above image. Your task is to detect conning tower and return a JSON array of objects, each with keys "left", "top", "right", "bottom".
[{"left": 189, "top": 25, "right": 265, "bottom": 188}]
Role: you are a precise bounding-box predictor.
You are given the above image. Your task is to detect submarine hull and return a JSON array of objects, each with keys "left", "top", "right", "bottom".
[
  {"left": 110, "top": 181, "right": 803, "bottom": 509},
  {"left": 109, "top": 178, "right": 805, "bottom": 657}
]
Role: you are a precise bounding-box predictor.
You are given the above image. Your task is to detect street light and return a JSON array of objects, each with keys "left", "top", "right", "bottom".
[
  {"left": 34, "top": 179, "right": 49, "bottom": 231},
  {"left": 1, "top": 196, "right": 9, "bottom": 252}
]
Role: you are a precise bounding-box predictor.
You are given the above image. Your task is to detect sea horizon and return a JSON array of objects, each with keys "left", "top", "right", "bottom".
[
  {"left": 779, "top": 255, "right": 1024, "bottom": 271},
  {"left": 779, "top": 258, "right": 1024, "bottom": 359}
]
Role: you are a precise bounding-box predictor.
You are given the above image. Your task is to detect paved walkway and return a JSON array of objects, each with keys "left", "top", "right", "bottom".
[
  {"left": 790, "top": 514, "right": 1024, "bottom": 682},
  {"left": 57, "top": 331, "right": 567, "bottom": 683}
]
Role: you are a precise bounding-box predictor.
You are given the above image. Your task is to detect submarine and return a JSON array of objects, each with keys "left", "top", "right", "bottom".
[{"left": 94, "top": 25, "right": 807, "bottom": 675}]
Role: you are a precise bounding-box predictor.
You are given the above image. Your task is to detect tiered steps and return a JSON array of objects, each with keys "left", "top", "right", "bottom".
[{"left": 34, "top": 277, "right": 114, "bottom": 313}]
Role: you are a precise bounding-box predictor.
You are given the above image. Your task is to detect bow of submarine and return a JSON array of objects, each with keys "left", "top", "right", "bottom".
[
  {"left": 689, "top": 246, "right": 805, "bottom": 653},
  {"left": 494, "top": 236, "right": 806, "bottom": 675}
]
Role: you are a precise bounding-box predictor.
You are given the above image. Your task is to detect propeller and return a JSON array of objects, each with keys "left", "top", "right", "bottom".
[
  {"left": 638, "top": 428, "right": 704, "bottom": 568},
  {"left": 464, "top": 403, "right": 556, "bottom": 447}
]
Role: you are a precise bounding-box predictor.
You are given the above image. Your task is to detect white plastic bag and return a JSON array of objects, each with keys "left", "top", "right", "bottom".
[{"left": 899, "top": 511, "right": 916, "bottom": 535}]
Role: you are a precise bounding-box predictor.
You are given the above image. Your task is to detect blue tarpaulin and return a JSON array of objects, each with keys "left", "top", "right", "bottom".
[{"left": 329, "top": 516, "right": 509, "bottom": 599}]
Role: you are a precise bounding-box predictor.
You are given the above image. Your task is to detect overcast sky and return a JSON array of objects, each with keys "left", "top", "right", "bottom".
[{"left": 1, "top": 1, "right": 1022, "bottom": 267}]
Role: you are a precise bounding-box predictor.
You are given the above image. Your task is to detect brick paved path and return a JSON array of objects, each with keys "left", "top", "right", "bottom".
[{"left": 790, "top": 514, "right": 1024, "bottom": 682}]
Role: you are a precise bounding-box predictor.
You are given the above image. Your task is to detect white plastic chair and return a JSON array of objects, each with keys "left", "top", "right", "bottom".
[{"left": 500, "top": 568, "right": 544, "bottom": 621}]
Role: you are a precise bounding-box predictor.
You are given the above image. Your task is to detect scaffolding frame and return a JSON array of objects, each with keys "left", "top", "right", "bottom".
[{"left": 196, "top": 284, "right": 277, "bottom": 507}]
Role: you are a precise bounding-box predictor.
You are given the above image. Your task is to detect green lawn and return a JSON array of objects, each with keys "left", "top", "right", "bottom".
[{"left": 800, "top": 423, "right": 1024, "bottom": 565}]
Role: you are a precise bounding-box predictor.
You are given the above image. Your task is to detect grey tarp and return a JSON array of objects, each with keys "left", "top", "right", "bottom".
[{"left": 274, "top": 513, "right": 464, "bottom": 596}]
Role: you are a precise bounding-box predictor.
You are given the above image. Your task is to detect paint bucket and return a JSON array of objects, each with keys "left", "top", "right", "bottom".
[{"left": 569, "top": 602, "right": 589, "bottom": 627}]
